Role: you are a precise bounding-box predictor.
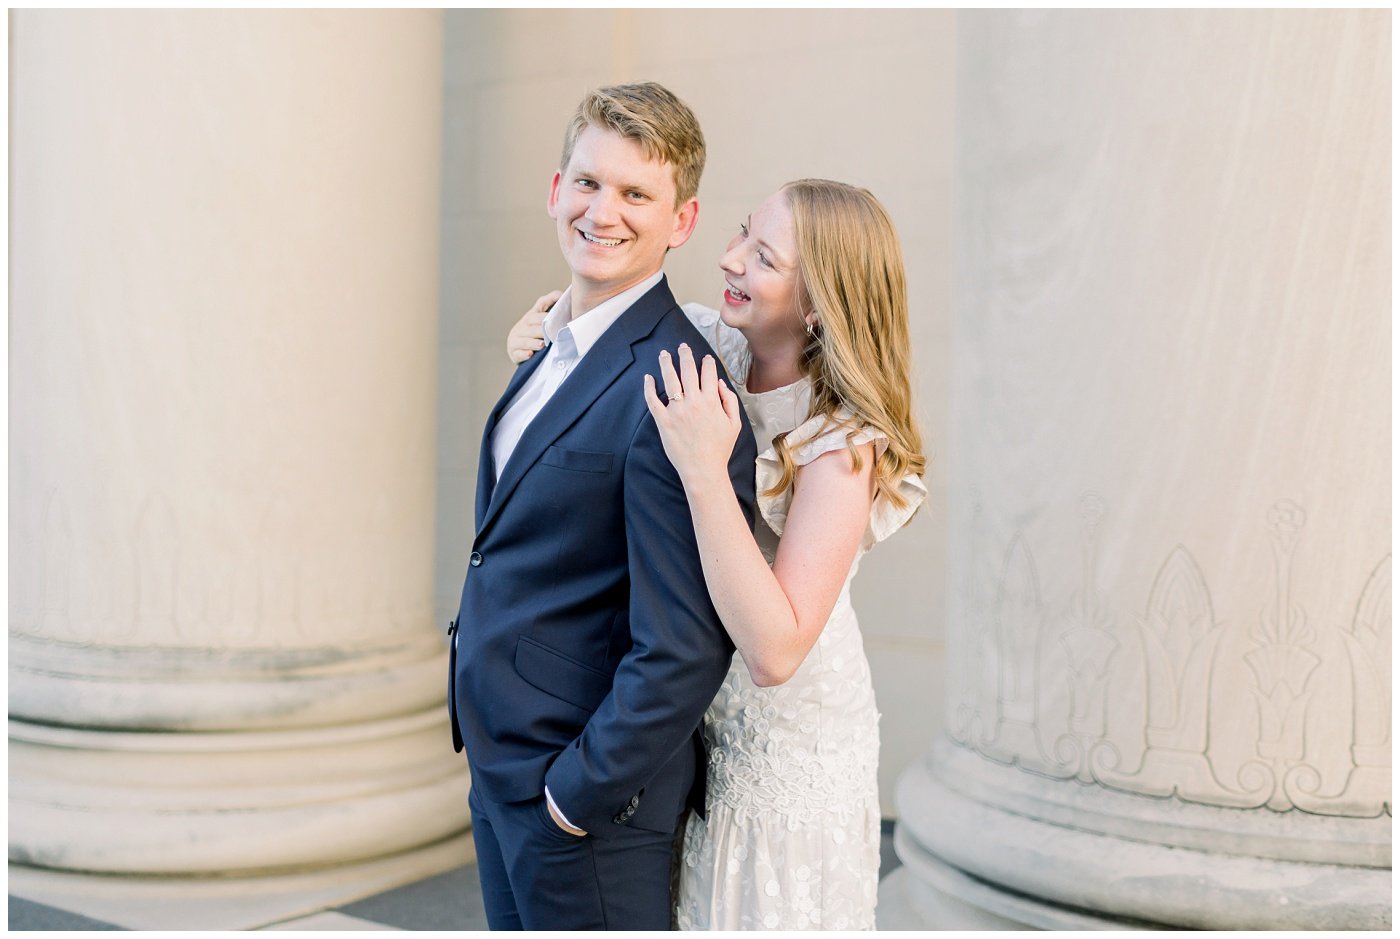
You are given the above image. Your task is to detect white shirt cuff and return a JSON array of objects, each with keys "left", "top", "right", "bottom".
[{"left": 544, "top": 785, "right": 585, "bottom": 834}]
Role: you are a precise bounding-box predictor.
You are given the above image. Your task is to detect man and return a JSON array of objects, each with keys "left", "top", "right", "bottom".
[{"left": 448, "top": 82, "right": 758, "bottom": 930}]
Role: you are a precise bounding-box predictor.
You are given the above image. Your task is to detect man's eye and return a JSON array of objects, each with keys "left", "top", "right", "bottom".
[{"left": 577, "top": 178, "right": 597, "bottom": 188}]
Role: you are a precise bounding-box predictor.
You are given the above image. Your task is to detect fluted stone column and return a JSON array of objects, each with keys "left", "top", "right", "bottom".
[
  {"left": 9, "top": 10, "right": 468, "bottom": 875},
  {"left": 880, "top": 10, "right": 1389, "bottom": 930}
]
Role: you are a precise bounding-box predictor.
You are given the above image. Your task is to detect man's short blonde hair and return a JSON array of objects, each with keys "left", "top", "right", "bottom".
[{"left": 559, "top": 82, "right": 706, "bottom": 207}]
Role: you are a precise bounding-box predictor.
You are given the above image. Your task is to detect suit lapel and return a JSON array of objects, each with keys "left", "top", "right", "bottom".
[
  {"left": 476, "top": 277, "right": 675, "bottom": 539},
  {"left": 474, "top": 348, "right": 549, "bottom": 531}
]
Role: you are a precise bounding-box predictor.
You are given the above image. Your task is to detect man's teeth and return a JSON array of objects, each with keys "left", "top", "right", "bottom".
[{"left": 581, "top": 231, "right": 624, "bottom": 247}]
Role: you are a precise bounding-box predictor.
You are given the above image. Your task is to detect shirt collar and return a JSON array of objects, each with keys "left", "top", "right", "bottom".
[{"left": 543, "top": 270, "right": 665, "bottom": 359}]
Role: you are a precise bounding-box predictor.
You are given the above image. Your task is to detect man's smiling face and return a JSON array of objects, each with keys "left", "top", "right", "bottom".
[{"left": 547, "top": 124, "right": 698, "bottom": 313}]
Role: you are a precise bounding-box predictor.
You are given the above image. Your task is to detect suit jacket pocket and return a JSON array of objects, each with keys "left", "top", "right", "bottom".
[
  {"left": 515, "top": 636, "right": 613, "bottom": 712},
  {"left": 539, "top": 445, "right": 614, "bottom": 474}
]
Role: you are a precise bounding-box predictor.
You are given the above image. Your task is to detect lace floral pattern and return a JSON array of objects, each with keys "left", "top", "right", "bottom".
[
  {"left": 674, "top": 305, "right": 923, "bottom": 931},
  {"left": 675, "top": 592, "right": 884, "bottom": 930},
  {"left": 700, "top": 603, "right": 881, "bottom": 829}
]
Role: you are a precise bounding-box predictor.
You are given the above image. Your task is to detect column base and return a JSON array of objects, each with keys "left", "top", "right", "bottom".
[
  {"left": 8, "top": 631, "right": 450, "bottom": 731},
  {"left": 10, "top": 707, "right": 470, "bottom": 875},
  {"left": 890, "top": 738, "right": 1390, "bottom": 930},
  {"left": 877, "top": 860, "right": 1141, "bottom": 930},
  {"left": 8, "top": 831, "right": 474, "bottom": 930}
]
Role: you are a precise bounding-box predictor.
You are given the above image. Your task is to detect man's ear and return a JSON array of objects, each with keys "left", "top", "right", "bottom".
[
  {"left": 547, "top": 171, "right": 562, "bottom": 219},
  {"left": 668, "top": 197, "right": 700, "bottom": 250}
]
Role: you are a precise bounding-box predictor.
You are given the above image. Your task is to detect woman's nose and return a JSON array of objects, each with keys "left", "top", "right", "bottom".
[{"left": 719, "top": 243, "right": 743, "bottom": 274}]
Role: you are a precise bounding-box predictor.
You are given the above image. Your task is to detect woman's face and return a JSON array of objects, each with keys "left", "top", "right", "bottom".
[{"left": 717, "top": 191, "right": 810, "bottom": 344}]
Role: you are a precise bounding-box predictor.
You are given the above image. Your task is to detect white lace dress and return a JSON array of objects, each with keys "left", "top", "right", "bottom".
[{"left": 674, "top": 305, "right": 927, "bottom": 931}]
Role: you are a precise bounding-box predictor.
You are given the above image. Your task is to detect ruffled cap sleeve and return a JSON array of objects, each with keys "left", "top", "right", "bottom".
[{"left": 754, "top": 414, "right": 927, "bottom": 547}]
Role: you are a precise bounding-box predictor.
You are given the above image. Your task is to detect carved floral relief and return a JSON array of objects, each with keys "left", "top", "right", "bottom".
[{"left": 955, "top": 491, "right": 1390, "bottom": 818}]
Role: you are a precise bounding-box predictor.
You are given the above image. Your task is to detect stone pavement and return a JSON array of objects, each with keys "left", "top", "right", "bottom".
[{"left": 9, "top": 824, "right": 898, "bottom": 930}]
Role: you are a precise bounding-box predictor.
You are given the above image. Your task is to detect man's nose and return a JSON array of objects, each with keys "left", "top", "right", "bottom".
[{"left": 585, "top": 190, "right": 622, "bottom": 226}]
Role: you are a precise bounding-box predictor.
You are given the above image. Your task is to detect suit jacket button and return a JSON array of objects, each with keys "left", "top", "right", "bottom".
[{"left": 469, "top": 552, "right": 483, "bottom": 567}]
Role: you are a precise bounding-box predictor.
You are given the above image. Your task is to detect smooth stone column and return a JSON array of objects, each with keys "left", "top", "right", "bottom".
[
  {"left": 9, "top": 10, "right": 467, "bottom": 874},
  {"left": 881, "top": 9, "right": 1389, "bottom": 930}
]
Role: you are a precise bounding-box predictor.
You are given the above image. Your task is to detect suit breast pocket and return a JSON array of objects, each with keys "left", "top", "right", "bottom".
[{"left": 539, "top": 446, "right": 614, "bottom": 474}]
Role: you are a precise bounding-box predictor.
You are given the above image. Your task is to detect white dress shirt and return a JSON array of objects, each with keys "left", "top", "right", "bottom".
[
  {"left": 490, "top": 271, "right": 664, "bottom": 484},
  {"left": 487, "top": 270, "right": 664, "bottom": 835}
]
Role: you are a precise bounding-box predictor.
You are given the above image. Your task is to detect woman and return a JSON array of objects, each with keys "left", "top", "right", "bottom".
[{"left": 507, "top": 179, "right": 926, "bottom": 930}]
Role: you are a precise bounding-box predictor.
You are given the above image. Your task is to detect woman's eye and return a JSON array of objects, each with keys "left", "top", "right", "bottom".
[
  {"left": 758, "top": 251, "right": 773, "bottom": 269},
  {"left": 738, "top": 222, "right": 749, "bottom": 237}
]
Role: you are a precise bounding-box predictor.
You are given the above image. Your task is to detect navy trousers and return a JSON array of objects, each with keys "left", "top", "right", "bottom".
[{"left": 468, "top": 784, "right": 678, "bottom": 930}]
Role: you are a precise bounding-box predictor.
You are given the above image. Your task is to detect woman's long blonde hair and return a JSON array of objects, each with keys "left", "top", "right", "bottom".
[{"left": 765, "top": 179, "right": 926, "bottom": 511}]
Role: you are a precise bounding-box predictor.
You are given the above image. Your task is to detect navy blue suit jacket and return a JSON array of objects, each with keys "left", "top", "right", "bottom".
[{"left": 449, "top": 277, "right": 757, "bottom": 839}]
